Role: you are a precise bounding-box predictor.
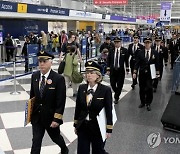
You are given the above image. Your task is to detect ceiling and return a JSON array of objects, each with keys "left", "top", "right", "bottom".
[{"left": 73, "top": 0, "right": 180, "bottom": 18}]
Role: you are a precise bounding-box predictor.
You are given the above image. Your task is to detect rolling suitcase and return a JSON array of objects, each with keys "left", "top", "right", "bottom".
[{"left": 161, "top": 94, "right": 180, "bottom": 132}]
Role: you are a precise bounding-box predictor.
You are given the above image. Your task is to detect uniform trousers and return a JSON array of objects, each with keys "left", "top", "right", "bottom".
[
  {"left": 31, "top": 120, "right": 67, "bottom": 154},
  {"left": 77, "top": 120, "right": 106, "bottom": 154},
  {"left": 153, "top": 66, "right": 163, "bottom": 89},
  {"left": 139, "top": 71, "right": 153, "bottom": 105},
  {"left": 110, "top": 68, "right": 125, "bottom": 100},
  {"left": 130, "top": 60, "right": 137, "bottom": 86}
]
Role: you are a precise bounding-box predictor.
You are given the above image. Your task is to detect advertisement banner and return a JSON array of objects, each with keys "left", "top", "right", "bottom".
[
  {"left": 160, "top": 2, "right": 172, "bottom": 21},
  {"left": 94, "top": 0, "right": 128, "bottom": 5},
  {"left": 27, "top": 44, "right": 39, "bottom": 68}
]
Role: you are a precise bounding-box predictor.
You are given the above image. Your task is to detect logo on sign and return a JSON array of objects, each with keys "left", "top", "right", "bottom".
[{"left": 147, "top": 132, "right": 161, "bottom": 148}]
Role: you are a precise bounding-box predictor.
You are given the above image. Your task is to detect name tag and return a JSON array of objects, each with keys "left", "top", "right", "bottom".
[
  {"left": 97, "top": 98, "right": 104, "bottom": 100},
  {"left": 49, "top": 87, "right": 55, "bottom": 89}
]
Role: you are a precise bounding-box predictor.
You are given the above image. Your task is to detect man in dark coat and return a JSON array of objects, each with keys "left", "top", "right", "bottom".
[
  {"left": 100, "top": 36, "right": 115, "bottom": 53},
  {"left": 128, "top": 34, "right": 144, "bottom": 89},
  {"left": 30, "top": 51, "right": 68, "bottom": 154},
  {"left": 107, "top": 37, "right": 129, "bottom": 104},
  {"left": 152, "top": 36, "right": 168, "bottom": 92},
  {"left": 169, "top": 33, "right": 179, "bottom": 69},
  {"left": 133, "top": 37, "right": 160, "bottom": 111}
]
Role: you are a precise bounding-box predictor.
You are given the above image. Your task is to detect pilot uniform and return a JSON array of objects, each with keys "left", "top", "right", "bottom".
[
  {"left": 128, "top": 34, "right": 144, "bottom": 89},
  {"left": 30, "top": 51, "right": 68, "bottom": 154},
  {"left": 74, "top": 61, "right": 113, "bottom": 154},
  {"left": 134, "top": 38, "right": 159, "bottom": 111},
  {"left": 152, "top": 36, "right": 168, "bottom": 92},
  {"left": 107, "top": 37, "right": 129, "bottom": 103}
]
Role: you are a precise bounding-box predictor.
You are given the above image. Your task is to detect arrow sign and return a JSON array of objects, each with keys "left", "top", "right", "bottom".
[{"left": 164, "top": 10, "right": 167, "bottom": 16}]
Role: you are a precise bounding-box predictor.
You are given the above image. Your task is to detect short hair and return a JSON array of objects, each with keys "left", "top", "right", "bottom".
[{"left": 70, "top": 45, "right": 77, "bottom": 53}]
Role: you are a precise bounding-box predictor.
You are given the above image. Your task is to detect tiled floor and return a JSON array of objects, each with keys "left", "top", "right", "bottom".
[
  {"left": 0, "top": 57, "right": 132, "bottom": 154},
  {"left": 0, "top": 57, "right": 179, "bottom": 154}
]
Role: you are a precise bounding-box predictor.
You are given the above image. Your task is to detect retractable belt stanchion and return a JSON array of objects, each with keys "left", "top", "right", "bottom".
[{"left": 10, "top": 60, "right": 21, "bottom": 95}]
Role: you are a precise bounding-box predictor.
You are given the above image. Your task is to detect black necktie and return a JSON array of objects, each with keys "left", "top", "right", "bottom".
[
  {"left": 133, "top": 45, "right": 136, "bottom": 53},
  {"left": 146, "top": 51, "right": 149, "bottom": 61},
  {"left": 115, "top": 50, "right": 119, "bottom": 69},
  {"left": 87, "top": 89, "right": 94, "bottom": 95},
  {"left": 40, "top": 75, "right": 45, "bottom": 98}
]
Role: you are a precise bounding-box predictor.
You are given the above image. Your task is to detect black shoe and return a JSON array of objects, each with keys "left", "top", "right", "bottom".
[
  {"left": 138, "top": 104, "right": 145, "bottom": 108},
  {"left": 61, "top": 147, "right": 69, "bottom": 154},
  {"left": 131, "top": 84, "right": 135, "bottom": 90},
  {"left": 153, "top": 88, "right": 156, "bottom": 93},
  {"left": 114, "top": 99, "right": 119, "bottom": 104},
  {"left": 146, "top": 105, "right": 151, "bottom": 111}
]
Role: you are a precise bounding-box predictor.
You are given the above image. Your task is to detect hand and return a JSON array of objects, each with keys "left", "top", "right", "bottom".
[
  {"left": 106, "top": 133, "right": 111, "bottom": 139},
  {"left": 133, "top": 73, "right": 136, "bottom": 79},
  {"left": 156, "top": 74, "right": 160, "bottom": 78},
  {"left": 74, "top": 128, "right": 77, "bottom": 135},
  {"left": 50, "top": 121, "right": 59, "bottom": 128},
  {"left": 79, "top": 59, "right": 83, "bottom": 63}
]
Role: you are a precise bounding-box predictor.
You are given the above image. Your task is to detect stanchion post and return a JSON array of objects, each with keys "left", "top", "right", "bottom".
[{"left": 10, "top": 60, "right": 21, "bottom": 95}]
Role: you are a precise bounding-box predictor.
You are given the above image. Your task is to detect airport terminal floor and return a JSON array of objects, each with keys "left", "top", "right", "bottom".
[{"left": 0, "top": 55, "right": 179, "bottom": 154}]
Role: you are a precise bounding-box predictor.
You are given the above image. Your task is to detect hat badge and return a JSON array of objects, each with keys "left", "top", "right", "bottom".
[
  {"left": 88, "top": 62, "right": 93, "bottom": 65},
  {"left": 40, "top": 51, "right": 44, "bottom": 54}
]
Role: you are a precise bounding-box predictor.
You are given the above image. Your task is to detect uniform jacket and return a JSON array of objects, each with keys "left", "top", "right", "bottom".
[
  {"left": 169, "top": 39, "right": 179, "bottom": 56},
  {"left": 30, "top": 70, "right": 66, "bottom": 127},
  {"left": 107, "top": 47, "right": 129, "bottom": 71},
  {"left": 134, "top": 48, "right": 159, "bottom": 74},
  {"left": 152, "top": 45, "right": 168, "bottom": 67},
  {"left": 128, "top": 43, "right": 144, "bottom": 68},
  {"left": 74, "top": 83, "right": 113, "bottom": 133}
]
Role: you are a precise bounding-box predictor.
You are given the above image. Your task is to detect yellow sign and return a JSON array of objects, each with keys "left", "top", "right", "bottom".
[{"left": 17, "top": 3, "right": 27, "bottom": 13}]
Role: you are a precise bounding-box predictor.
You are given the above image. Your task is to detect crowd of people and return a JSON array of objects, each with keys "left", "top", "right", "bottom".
[{"left": 27, "top": 27, "right": 180, "bottom": 154}]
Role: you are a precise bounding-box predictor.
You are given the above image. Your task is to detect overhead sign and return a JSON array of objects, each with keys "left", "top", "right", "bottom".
[
  {"left": 147, "top": 19, "right": 154, "bottom": 24},
  {"left": 28, "top": 4, "right": 69, "bottom": 16},
  {"left": 110, "top": 15, "right": 136, "bottom": 22},
  {"left": 0, "top": 1, "right": 17, "bottom": 12},
  {"left": 160, "top": 2, "right": 172, "bottom": 21},
  {"left": 17, "top": 3, "right": 27, "bottom": 13},
  {"left": 0, "top": 1, "right": 69, "bottom": 16},
  {"left": 69, "top": 10, "right": 102, "bottom": 19},
  {"left": 94, "top": 0, "right": 128, "bottom": 5}
]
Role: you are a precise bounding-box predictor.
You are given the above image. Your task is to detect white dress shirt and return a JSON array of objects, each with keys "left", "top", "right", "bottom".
[{"left": 39, "top": 69, "right": 51, "bottom": 89}]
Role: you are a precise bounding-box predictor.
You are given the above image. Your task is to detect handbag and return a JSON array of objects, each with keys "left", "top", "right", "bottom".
[
  {"left": 72, "top": 71, "right": 83, "bottom": 83},
  {"left": 58, "top": 55, "right": 66, "bottom": 74},
  {"left": 71, "top": 54, "right": 83, "bottom": 83}
]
